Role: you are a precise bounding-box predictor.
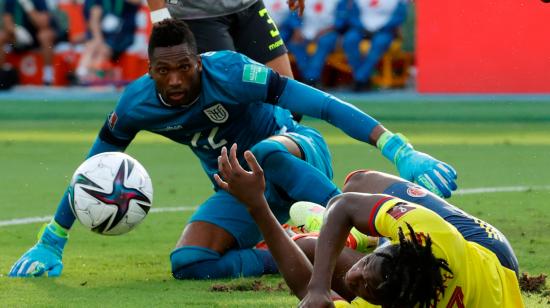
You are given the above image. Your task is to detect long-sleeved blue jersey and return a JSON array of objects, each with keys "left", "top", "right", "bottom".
[
  {"left": 92, "top": 50, "right": 379, "bottom": 183},
  {"left": 57, "top": 50, "right": 380, "bottom": 228}
]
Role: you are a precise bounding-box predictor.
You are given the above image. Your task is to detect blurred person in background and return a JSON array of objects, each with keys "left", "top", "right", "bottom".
[
  {"left": 75, "top": 0, "right": 141, "bottom": 84},
  {"left": 262, "top": 0, "right": 295, "bottom": 42},
  {"left": 285, "top": 0, "right": 347, "bottom": 87},
  {"left": 342, "top": 0, "right": 407, "bottom": 91},
  {"left": 0, "top": 0, "right": 63, "bottom": 85}
]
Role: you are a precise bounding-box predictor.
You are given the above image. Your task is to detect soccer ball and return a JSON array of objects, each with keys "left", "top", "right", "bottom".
[{"left": 68, "top": 152, "right": 153, "bottom": 235}]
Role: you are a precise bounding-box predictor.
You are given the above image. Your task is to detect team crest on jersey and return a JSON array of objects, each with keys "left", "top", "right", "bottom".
[
  {"left": 387, "top": 202, "right": 416, "bottom": 220},
  {"left": 406, "top": 184, "right": 428, "bottom": 198},
  {"left": 108, "top": 112, "right": 118, "bottom": 130},
  {"left": 203, "top": 104, "right": 229, "bottom": 123}
]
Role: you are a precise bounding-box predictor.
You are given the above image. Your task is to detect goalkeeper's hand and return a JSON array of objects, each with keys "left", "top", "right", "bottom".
[
  {"left": 9, "top": 221, "right": 68, "bottom": 277},
  {"left": 378, "top": 132, "right": 458, "bottom": 198}
]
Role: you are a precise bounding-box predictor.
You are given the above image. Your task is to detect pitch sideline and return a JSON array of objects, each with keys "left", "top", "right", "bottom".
[{"left": 1, "top": 185, "right": 549, "bottom": 228}]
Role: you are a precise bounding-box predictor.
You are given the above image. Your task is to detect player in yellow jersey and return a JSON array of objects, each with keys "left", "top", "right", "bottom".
[{"left": 213, "top": 144, "right": 524, "bottom": 308}]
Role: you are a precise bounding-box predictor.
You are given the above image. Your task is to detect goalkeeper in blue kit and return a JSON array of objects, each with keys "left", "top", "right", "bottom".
[{"left": 9, "top": 19, "right": 457, "bottom": 279}]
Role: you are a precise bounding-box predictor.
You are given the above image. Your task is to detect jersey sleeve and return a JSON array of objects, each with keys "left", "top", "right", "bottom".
[
  {"left": 276, "top": 78, "right": 380, "bottom": 143},
  {"left": 89, "top": 90, "right": 139, "bottom": 157},
  {"left": 201, "top": 51, "right": 286, "bottom": 105}
]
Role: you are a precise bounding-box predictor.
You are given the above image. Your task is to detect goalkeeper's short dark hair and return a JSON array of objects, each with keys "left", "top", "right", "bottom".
[
  {"left": 366, "top": 223, "right": 453, "bottom": 308},
  {"left": 148, "top": 19, "right": 198, "bottom": 59}
]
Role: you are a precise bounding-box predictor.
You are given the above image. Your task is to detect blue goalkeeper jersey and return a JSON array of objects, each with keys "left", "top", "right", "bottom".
[
  {"left": 95, "top": 51, "right": 297, "bottom": 182},
  {"left": 56, "top": 50, "right": 382, "bottom": 228}
]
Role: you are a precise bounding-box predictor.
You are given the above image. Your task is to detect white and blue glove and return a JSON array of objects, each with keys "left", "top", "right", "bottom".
[
  {"left": 9, "top": 221, "right": 68, "bottom": 277},
  {"left": 378, "top": 132, "right": 458, "bottom": 198}
]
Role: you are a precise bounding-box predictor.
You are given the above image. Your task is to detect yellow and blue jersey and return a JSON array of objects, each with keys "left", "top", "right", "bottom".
[{"left": 336, "top": 191, "right": 524, "bottom": 308}]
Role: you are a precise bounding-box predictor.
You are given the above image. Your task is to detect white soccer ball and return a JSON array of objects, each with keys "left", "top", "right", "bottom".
[{"left": 68, "top": 152, "right": 153, "bottom": 235}]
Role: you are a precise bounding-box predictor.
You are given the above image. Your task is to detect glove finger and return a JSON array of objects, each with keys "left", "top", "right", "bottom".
[
  {"left": 437, "top": 162, "right": 457, "bottom": 180},
  {"left": 416, "top": 173, "right": 444, "bottom": 198},
  {"left": 48, "top": 263, "right": 63, "bottom": 277},
  {"left": 435, "top": 164, "right": 458, "bottom": 191},
  {"left": 26, "top": 261, "right": 46, "bottom": 277},
  {"left": 427, "top": 170, "right": 452, "bottom": 198},
  {"left": 8, "top": 259, "right": 24, "bottom": 277},
  {"left": 15, "top": 259, "right": 32, "bottom": 277}
]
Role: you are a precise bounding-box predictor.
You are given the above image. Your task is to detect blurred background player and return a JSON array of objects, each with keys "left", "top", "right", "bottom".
[
  {"left": 285, "top": 0, "right": 346, "bottom": 87},
  {"left": 8, "top": 20, "right": 457, "bottom": 280},
  {"left": 0, "top": 0, "right": 63, "bottom": 85},
  {"left": 214, "top": 146, "right": 523, "bottom": 307},
  {"left": 75, "top": 0, "right": 141, "bottom": 84},
  {"left": 262, "top": 0, "right": 294, "bottom": 42},
  {"left": 342, "top": 0, "right": 408, "bottom": 90},
  {"left": 145, "top": 0, "right": 304, "bottom": 120}
]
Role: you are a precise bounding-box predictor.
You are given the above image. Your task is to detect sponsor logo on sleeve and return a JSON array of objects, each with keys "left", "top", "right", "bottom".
[
  {"left": 406, "top": 184, "right": 428, "bottom": 198},
  {"left": 242, "top": 64, "right": 268, "bottom": 84},
  {"left": 108, "top": 112, "right": 118, "bottom": 130},
  {"left": 386, "top": 202, "right": 416, "bottom": 220},
  {"left": 203, "top": 103, "right": 229, "bottom": 124}
]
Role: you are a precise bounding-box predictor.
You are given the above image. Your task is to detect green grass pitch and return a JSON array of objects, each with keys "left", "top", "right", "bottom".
[{"left": 0, "top": 98, "right": 549, "bottom": 307}]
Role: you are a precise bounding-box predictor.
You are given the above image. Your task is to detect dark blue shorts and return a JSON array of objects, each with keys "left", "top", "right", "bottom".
[
  {"left": 189, "top": 125, "right": 333, "bottom": 248},
  {"left": 383, "top": 181, "right": 519, "bottom": 274}
]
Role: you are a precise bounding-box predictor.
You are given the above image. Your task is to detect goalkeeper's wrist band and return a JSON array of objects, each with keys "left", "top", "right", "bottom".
[
  {"left": 150, "top": 8, "right": 172, "bottom": 23},
  {"left": 377, "top": 132, "right": 411, "bottom": 163},
  {"left": 37, "top": 221, "right": 69, "bottom": 254},
  {"left": 37, "top": 220, "right": 68, "bottom": 243}
]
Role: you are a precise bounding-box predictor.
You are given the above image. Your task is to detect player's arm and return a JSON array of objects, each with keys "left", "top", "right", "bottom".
[
  {"left": 215, "top": 144, "right": 347, "bottom": 301},
  {"left": 214, "top": 144, "right": 312, "bottom": 298},
  {"left": 20, "top": 0, "right": 50, "bottom": 30},
  {"left": 9, "top": 109, "right": 136, "bottom": 278},
  {"left": 268, "top": 73, "right": 457, "bottom": 198},
  {"left": 300, "top": 193, "right": 387, "bottom": 307},
  {"left": 146, "top": 0, "right": 171, "bottom": 23},
  {"left": 88, "top": 3, "right": 104, "bottom": 43},
  {"left": 2, "top": 12, "right": 16, "bottom": 39}
]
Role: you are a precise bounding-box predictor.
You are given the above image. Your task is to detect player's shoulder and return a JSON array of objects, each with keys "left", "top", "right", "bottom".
[
  {"left": 113, "top": 74, "right": 156, "bottom": 118},
  {"left": 201, "top": 50, "right": 252, "bottom": 63},
  {"left": 201, "top": 51, "right": 263, "bottom": 75},
  {"left": 118, "top": 75, "right": 156, "bottom": 105},
  {"left": 201, "top": 51, "right": 271, "bottom": 90}
]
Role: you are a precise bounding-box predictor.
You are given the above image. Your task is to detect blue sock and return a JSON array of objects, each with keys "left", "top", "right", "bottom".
[
  {"left": 251, "top": 140, "right": 341, "bottom": 206},
  {"left": 170, "top": 246, "right": 276, "bottom": 279}
]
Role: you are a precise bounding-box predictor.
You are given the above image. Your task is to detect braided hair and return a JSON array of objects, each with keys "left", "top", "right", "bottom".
[
  {"left": 148, "top": 19, "right": 198, "bottom": 60},
  {"left": 367, "top": 223, "right": 452, "bottom": 308}
]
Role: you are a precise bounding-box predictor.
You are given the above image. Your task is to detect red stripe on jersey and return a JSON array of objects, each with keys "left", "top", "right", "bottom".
[
  {"left": 343, "top": 169, "right": 372, "bottom": 186},
  {"left": 368, "top": 196, "right": 393, "bottom": 236}
]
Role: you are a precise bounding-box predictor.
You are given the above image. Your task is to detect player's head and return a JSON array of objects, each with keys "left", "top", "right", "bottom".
[
  {"left": 344, "top": 223, "right": 452, "bottom": 307},
  {"left": 148, "top": 19, "right": 202, "bottom": 107}
]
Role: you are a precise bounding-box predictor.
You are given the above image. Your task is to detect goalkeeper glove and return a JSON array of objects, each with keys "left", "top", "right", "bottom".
[
  {"left": 378, "top": 132, "right": 458, "bottom": 198},
  {"left": 9, "top": 220, "right": 68, "bottom": 277}
]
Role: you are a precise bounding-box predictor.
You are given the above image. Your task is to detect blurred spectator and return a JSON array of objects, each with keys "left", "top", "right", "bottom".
[
  {"left": 286, "top": 0, "right": 346, "bottom": 87},
  {"left": 263, "top": 0, "right": 294, "bottom": 42},
  {"left": 0, "top": 0, "right": 63, "bottom": 85},
  {"left": 342, "top": 0, "right": 407, "bottom": 90},
  {"left": 76, "top": 0, "right": 141, "bottom": 84}
]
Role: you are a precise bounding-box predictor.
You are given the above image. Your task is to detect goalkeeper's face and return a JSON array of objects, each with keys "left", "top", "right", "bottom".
[{"left": 149, "top": 43, "right": 202, "bottom": 107}]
